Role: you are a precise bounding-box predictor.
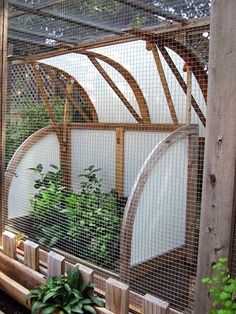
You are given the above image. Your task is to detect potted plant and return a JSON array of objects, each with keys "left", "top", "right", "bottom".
[{"left": 26, "top": 267, "right": 104, "bottom": 314}]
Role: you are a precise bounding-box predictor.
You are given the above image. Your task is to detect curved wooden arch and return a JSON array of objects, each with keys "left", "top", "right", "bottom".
[
  {"left": 32, "top": 61, "right": 99, "bottom": 123},
  {"left": 79, "top": 50, "right": 151, "bottom": 123},
  {"left": 4, "top": 126, "right": 56, "bottom": 218},
  {"left": 119, "top": 124, "right": 198, "bottom": 282}
]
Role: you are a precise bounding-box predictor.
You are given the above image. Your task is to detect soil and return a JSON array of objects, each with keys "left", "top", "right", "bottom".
[{"left": 0, "top": 289, "right": 30, "bottom": 314}]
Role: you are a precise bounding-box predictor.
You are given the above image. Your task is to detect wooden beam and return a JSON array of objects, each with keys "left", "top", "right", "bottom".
[
  {"left": 0, "top": 0, "right": 8, "bottom": 246},
  {"left": 115, "top": 0, "right": 186, "bottom": 23},
  {"left": 88, "top": 56, "right": 142, "bottom": 123},
  {"left": 194, "top": 1, "right": 236, "bottom": 313},
  {"left": 148, "top": 42, "right": 178, "bottom": 125},
  {"left": 115, "top": 128, "right": 125, "bottom": 197},
  {"left": 31, "top": 64, "right": 57, "bottom": 125},
  {"left": 9, "top": 0, "right": 122, "bottom": 35},
  {"left": 184, "top": 64, "right": 192, "bottom": 125},
  {"left": 158, "top": 46, "right": 206, "bottom": 127}
]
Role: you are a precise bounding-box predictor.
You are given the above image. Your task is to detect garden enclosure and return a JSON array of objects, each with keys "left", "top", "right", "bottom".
[{"left": 0, "top": 1, "right": 236, "bottom": 314}]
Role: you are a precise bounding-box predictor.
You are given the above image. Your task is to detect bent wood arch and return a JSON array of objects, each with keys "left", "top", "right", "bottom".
[
  {"left": 79, "top": 50, "right": 151, "bottom": 123},
  {"left": 119, "top": 124, "right": 198, "bottom": 282},
  {"left": 31, "top": 61, "right": 99, "bottom": 123}
]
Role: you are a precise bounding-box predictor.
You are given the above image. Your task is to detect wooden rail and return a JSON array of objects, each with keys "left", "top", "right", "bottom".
[{"left": 0, "top": 231, "right": 182, "bottom": 314}]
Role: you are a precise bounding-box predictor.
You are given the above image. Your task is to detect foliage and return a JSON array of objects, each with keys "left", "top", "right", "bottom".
[
  {"left": 5, "top": 100, "right": 64, "bottom": 166},
  {"left": 29, "top": 165, "right": 124, "bottom": 269},
  {"left": 202, "top": 257, "right": 236, "bottom": 314},
  {"left": 26, "top": 267, "right": 104, "bottom": 314}
]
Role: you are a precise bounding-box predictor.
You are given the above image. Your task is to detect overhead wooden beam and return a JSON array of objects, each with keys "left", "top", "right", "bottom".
[
  {"left": 115, "top": 0, "right": 186, "bottom": 23},
  {"left": 0, "top": 0, "right": 8, "bottom": 246},
  {"left": 147, "top": 42, "right": 178, "bottom": 125},
  {"left": 88, "top": 56, "right": 142, "bottom": 123},
  {"left": 8, "top": 26, "right": 76, "bottom": 47},
  {"left": 158, "top": 45, "right": 206, "bottom": 127},
  {"left": 9, "top": 0, "right": 123, "bottom": 35},
  {"left": 194, "top": 1, "right": 236, "bottom": 313}
]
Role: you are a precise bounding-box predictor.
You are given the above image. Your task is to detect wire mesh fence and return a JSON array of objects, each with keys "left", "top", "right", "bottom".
[{"left": 2, "top": 1, "right": 212, "bottom": 313}]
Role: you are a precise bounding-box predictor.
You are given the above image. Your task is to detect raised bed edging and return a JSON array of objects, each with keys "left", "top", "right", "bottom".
[{"left": 0, "top": 231, "right": 182, "bottom": 314}]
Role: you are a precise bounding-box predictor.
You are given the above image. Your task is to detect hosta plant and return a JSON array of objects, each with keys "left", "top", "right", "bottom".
[
  {"left": 202, "top": 257, "right": 236, "bottom": 314},
  {"left": 26, "top": 267, "right": 104, "bottom": 314}
]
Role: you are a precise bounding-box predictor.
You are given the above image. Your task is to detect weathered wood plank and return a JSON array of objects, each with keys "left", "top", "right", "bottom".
[
  {"left": 142, "top": 294, "right": 169, "bottom": 314},
  {"left": 47, "top": 251, "right": 65, "bottom": 278},
  {"left": 194, "top": 1, "right": 236, "bottom": 313},
  {"left": 105, "top": 278, "right": 129, "bottom": 314},
  {"left": 74, "top": 263, "right": 94, "bottom": 283},
  {"left": 2, "top": 230, "right": 16, "bottom": 258},
  {"left": 24, "top": 240, "right": 39, "bottom": 271},
  {"left": 115, "top": 127, "right": 125, "bottom": 197}
]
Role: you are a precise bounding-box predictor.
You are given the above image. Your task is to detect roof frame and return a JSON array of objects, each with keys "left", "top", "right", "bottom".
[
  {"left": 115, "top": 0, "right": 186, "bottom": 23},
  {"left": 9, "top": 0, "right": 124, "bottom": 35}
]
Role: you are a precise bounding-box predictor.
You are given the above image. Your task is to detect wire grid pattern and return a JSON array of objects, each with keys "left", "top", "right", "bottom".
[{"left": 3, "top": 1, "right": 210, "bottom": 313}]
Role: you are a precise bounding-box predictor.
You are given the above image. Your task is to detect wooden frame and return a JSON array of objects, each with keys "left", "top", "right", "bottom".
[{"left": 119, "top": 125, "right": 199, "bottom": 282}]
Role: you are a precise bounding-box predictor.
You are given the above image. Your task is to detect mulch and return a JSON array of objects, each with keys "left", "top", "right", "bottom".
[{"left": 0, "top": 289, "right": 30, "bottom": 314}]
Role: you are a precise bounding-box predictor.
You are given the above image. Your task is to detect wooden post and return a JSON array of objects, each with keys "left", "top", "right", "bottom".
[
  {"left": 105, "top": 277, "right": 129, "bottom": 314},
  {"left": 2, "top": 230, "right": 16, "bottom": 258},
  {"left": 115, "top": 127, "right": 124, "bottom": 197},
  {"left": 0, "top": 0, "right": 8, "bottom": 246},
  {"left": 194, "top": 1, "right": 236, "bottom": 313},
  {"left": 47, "top": 251, "right": 65, "bottom": 278},
  {"left": 24, "top": 240, "right": 39, "bottom": 271},
  {"left": 183, "top": 64, "right": 192, "bottom": 125},
  {"left": 142, "top": 294, "right": 169, "bottom": 314},
  {"left": 74, "top": 263, "right": 94, "bottom": 283}
]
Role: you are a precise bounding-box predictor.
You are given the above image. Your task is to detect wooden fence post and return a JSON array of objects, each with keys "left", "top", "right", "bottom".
[
  {"left": 24, "top": 240, "right": 39, "bottom": 271},
  {"left": 0, "top": 0, "right": 8, "bottom": 246},
  {"left": 142, "top": 294, "right": 169, "bottom": 314},
  {"left": 194, "top": 0, "right": 236, "bottom": 313},
  {"left": 2, "top": 230, "right": 16, "bottom": 258},
  {"left": 47, "top": 251, "right": 65, "bottom": 278},
  {"left": 105, "top": 277, "right": 129, "bottom": 314}
]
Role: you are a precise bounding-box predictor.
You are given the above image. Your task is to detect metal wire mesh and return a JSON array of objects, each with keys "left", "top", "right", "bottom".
[{"left": 3, "top": 1, "right": 211, "bottom": 313}]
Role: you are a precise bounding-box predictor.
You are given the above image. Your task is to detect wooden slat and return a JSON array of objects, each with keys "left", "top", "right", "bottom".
[
  {"left": 74, "top": 263, "right": 94, "bottom": 283},
  {"left": 2, "top": 230, "right": 16, "bottom": 258},
  {"left": 0, "top": 271, "right": 30, "bottom": 309},
  {"left": 0, "top": 251, "right": 45, "bottom": 289},
  {"left": 24, "top": 240, "right": 39, "bottom": 271},
  {"left": 88, "top": 56, "right": 142, "bottom": 123},
  {"left": 194, "top": 1, "right": 236, "bottom": 313},
  {"left": 148, "top": 42, "right": 178, "bottom": 125},
  {"left": 158, "top": 46, "right": 206, "bottom": 127},
  {"left": 142, "top": 294, "right": 169, "bottom": 314},
  {"left": 63, "top": 79, "right": 73, "bottom": 142},
  {"left": 47, "top": 251, "right": 65, "bottom": 277},
  {"left": 115, "top": 127, "right": 125, "bottom": 197},
  {"left": 185, "top": 64, "right": 192, "bottom": 125},
  {"left": 105, "top": 277, "right": 129, "bottom": 314}
]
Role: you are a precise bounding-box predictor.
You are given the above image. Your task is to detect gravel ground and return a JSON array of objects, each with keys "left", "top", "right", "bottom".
[{"left": 0, "top": 290, "right": 30, "bottom": 314}]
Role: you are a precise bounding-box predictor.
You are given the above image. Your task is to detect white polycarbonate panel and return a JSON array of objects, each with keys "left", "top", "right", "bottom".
[
  {"left": 71, "top": 129, "right": 116, "bottom": 193},
  {"left": 8, "top": 133, "right": 60, "bottom": 219},
  {"left": 124, "top": 131, "right": 169, "bottom": 196},
  {"left": 131, "top": 137, "right": 188, "bottom": 265}
]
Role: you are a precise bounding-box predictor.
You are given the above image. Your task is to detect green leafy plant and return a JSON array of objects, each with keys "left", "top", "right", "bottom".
[
  {"left": 202, "top": 257, "right": 236, "bottom": 314},
  {"left": 29, "top": 164, "right": 125, "bottom": 269},
  {"left": 26, "top": 267, "right": 104, "bottom": 314}
]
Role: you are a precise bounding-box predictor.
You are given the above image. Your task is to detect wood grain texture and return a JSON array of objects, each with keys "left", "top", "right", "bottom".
[
  {"left": 2, "top": 230, "right": 16, "bottom": 258},
  {"left": 105, "top": 277, "right": 130, "bottom": 314},
  {"left": 47, "top": 251, "right": 65, "bottom": 278},
  {"left": 185, "top": 65, "right": 192, "bottom": 125},
  {"left": 149, "top": 43, "right": 178, "bottom": 125},
  {"left": 24, "top": 240, "right": 39, "bottom": 271},
  {"left": 120, "top": 125, "right": 198, "bottom": 282},
  {"left": 142, "top": 294, "right": 169, "bottom": 314},
  {"left": 194, "top": 1, "right": 236, "bottom": 313},
  {"left": 74, "top": 263, "right": 94, "bottom": 283},
  {"left": 115, "top": 128, "right": 125, "bottom": 197}
]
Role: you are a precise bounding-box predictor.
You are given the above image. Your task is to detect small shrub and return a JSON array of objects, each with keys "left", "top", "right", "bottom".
[
  {"left": 202, "top": 257, "right": 236, "bottom": 314},
  {"left": 26, "top": 267, "right": 104, "bottom": 314}
]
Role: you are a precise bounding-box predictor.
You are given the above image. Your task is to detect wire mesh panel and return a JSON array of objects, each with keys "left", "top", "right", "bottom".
[{"left": 3, "top": 1, "right": 211, "bottom": 313}]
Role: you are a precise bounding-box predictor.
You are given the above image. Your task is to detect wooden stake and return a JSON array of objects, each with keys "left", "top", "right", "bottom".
[
  {"left": 105, "top": 277, "right": 129, "bottom": 314},
  {"left": 2, "top": 230, "right": 16, "bottom": 258}
]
